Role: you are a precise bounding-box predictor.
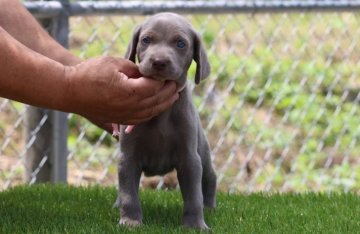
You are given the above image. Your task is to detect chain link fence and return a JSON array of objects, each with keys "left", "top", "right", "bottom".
[{"left": 1, "top": 0, "right": 359, "bottom": 193}]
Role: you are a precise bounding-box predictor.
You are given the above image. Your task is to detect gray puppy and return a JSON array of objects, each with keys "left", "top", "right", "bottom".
[{"left": 115, "top": 12, "right": 217, "bottom": 229}]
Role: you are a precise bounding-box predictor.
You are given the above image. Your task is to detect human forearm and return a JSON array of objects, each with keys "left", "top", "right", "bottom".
[
  {"left": 0, "top": 0, "right": 179, "bottom": 125},
  {"left": 0, "top": 27, "right": 69, "bottom": 110},
  {"left": 0, "top": 26, "right": 179, "bottom": 124},
  {"left": 0, "top": 0, "right": 80, "bottom": 66}
]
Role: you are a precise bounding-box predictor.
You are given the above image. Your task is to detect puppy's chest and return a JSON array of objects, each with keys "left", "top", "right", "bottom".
[
  {"left": 141, "top": 130, "right": 178, "bottom": 175},
  {"left": 120, "top": 93, "right": 193, "bottom": 175},
  {"left": 138, "top": 124, "right": 176, "bottom": 153},
  {"left": 132, "top": 121, "right": 179, "bottom": 175}
]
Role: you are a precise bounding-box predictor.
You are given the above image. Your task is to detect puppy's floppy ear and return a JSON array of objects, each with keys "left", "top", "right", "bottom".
[
  {"left": 125, "top": 25, "right": 141, "bottom": 63},
  {"left": 193, "top": 31, "right": 211, "bottom": 85}
]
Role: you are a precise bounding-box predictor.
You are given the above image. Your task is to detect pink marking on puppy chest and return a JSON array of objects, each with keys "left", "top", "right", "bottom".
[
  {"left": 111, "top": 124, "right": 135, "bottom": 136},
  {"left": 112, "top": 123, "right": 120, "bottom": 136},
  {"left": 125, "top": 125, "right": 135, "bottom": 134}
]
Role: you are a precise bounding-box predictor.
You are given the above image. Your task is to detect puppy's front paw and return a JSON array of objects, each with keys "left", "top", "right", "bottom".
[
  {"left": 204, "top": 200, "right": 216, "bottom": 209},
  {"left": 183, "top": 217, "right": 209, "bottom": 230},
  {"left": 119, "top": 217, "right": 142, "bottom": 227}
]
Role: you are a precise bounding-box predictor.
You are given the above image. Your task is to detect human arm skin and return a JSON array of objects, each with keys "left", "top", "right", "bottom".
[
  {"left": 0, "top": 27, "right": 178, "bottom": 124},
  {"left": 0, "top": 26, "right": 70, "bottom": 110},
  {"left": 0, "top": 0, "right": 179, "bottom": 127},
  {"left": 0, "top": 0, "right": 80, "bottom": 66}
]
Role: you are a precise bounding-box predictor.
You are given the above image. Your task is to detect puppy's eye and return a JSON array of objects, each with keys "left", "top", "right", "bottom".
[
  {"left": 176, "top": 39, "right": 186, "bottom": 49},
  {"left": 142, "top": 36, "right": 151, "bottom": 44}
]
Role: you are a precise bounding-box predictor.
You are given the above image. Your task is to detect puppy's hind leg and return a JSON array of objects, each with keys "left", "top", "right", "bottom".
[
  {"left": 199, "top": 136, "right": 217, "bottom": 208},
  {"left": 202, "top": 161, "right": 216, "bottom": 209},
  {"left": 177, "top": 155, "right": 209, "bottom": 230}
]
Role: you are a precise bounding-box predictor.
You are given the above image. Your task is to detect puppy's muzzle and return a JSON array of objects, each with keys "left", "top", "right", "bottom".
[{"left": 151, "top": 57, "right": 170, "bottom": 71}]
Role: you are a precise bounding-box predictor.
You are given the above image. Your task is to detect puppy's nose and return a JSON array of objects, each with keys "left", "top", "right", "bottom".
[{"left": 151, "top": 58, "right": 169, "bottom": 70}]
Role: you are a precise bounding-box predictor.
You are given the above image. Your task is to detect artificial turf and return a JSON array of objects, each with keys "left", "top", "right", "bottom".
[{"left": 0, "top": 184, "right": 359, "bottom": 233}]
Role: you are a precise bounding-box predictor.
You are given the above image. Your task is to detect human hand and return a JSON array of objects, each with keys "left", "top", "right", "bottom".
[{"left": 63, "top": 56, "right": 179, "bottom": 126}]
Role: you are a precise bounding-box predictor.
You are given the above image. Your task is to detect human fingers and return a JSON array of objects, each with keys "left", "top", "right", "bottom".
[
  {"left": 99, "top": 56, "right": 141, "bottom": 78},
  {"left": 108, "top": 82, "right": 178, "bottom": 124},
  {"left": 124, "top": 76, "right": 168, "bottom": 98},
  {"left": 133, "top": 83, "right": 179, "bottom": 120},
  {"left": 113, "top": 57, "right": 142, "bottom": 78},
  {"left": 137, "top": 81, "right": 178, "bottom": 109},
  {"left": 85, "top": 118, "right": 114, "bottom": 134}
]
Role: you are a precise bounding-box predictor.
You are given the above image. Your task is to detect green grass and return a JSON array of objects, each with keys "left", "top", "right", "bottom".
[{"left": 0, "top": 185, "right": 359, "bottom": 233}]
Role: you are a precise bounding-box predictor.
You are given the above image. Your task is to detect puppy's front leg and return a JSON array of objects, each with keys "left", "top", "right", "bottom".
[
  {"left": 177, "top": 154, "right": 208, "bottom": 230},
  {"left": 118, "top": 158, "right": 142, "bottom": 227}
]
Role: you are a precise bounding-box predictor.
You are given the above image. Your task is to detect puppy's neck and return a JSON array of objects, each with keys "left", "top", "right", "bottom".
[{"left": 177, "top": 82, "right": 187, "bottom": 93}]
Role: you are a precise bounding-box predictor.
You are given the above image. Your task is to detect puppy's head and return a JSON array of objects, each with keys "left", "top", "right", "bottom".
[{"left": 125, "top": 12, "right": 210, "bottom": 86}]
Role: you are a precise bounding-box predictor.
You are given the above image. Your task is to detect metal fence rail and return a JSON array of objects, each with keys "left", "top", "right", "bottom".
[
  {"left": 0, "top": 0, "right": 359, "bottom": 193},
  {"left": 24, "top": 1, "right": 360, "bottom": 15}
]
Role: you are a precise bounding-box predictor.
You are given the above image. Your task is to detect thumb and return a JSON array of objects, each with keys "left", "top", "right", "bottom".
[{"left": 116, "top": 58, "right": 142, "bottom": 78}]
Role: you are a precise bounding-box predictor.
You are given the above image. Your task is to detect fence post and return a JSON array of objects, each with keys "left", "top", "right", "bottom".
[{"left": 25, "top": 0, "right": 69, "bottom": 183}]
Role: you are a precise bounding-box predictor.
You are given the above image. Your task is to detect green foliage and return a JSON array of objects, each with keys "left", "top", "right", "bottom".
[
  {"left": 37, "top": 13, "right": 360, "bottom": 191},
  {"left": 207, "top": 50, "right": 359, "bottom": 158}
]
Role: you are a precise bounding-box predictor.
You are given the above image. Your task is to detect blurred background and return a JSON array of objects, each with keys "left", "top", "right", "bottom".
[{"left": 1, "top": 0, "right": 359, "bottom": 193}]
